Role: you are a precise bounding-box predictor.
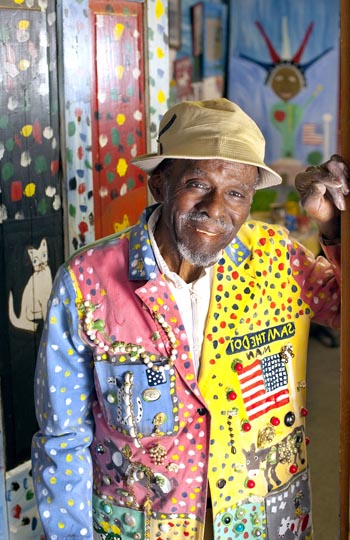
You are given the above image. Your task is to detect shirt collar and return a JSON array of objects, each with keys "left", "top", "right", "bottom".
[{"left": 128, "top": 204, "right": 159, "bottom": 281}]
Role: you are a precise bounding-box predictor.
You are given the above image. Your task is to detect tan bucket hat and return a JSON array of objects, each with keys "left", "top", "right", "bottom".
[{"left": 132, "top": 98, "right": 282, "bottom": 189}]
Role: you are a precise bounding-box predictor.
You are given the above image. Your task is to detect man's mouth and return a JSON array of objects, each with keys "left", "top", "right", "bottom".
[
  {"left": 194, "top": 227, "right": 219, "bottom": 237},
  {"left": 183, "top": 215, "right": 234, "bottom": 239}
]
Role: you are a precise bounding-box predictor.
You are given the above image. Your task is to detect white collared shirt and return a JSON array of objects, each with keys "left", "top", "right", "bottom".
[{"left": 148, "top": 207, "right": 214, "bottom": 377}]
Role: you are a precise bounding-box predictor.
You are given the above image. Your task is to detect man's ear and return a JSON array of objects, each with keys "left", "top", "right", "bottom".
[{"left": 148, "top": 171, "right": 164, "bottom": 202}]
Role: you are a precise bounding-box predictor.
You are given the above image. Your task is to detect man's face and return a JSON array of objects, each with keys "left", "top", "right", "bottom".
[{"left": 152, "top": 159, "right": 258, "bottom": 269}]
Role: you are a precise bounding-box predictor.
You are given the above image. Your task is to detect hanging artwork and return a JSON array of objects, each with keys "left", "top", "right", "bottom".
[
  {"left": 169, "top": 0, "right": 182, "bottom": 49},
  {"left": 227, "top": 0, "right": 340, "bottom": 185},
  {"left": 202, "top": 2, "right": 227, "bottom": 79},
  {"left": 174, "top": 56, "right": 193, "bottom": 100},
  {"left": 191, "top": 2, "right": 227, "bottom": 83}
]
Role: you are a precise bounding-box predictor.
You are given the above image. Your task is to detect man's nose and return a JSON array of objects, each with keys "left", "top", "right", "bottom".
[{"left": 197, "top": 190, "right": 225, "bottom": 219}]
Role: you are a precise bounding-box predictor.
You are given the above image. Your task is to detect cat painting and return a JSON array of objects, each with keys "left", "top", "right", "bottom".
[{"left": 8, "top": 238, "right": 53, "bottom": 333}]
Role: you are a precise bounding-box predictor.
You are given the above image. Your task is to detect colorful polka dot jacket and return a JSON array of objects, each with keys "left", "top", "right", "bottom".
[{"left": 32, "top": 205, "right": 341, "bottom": 540}]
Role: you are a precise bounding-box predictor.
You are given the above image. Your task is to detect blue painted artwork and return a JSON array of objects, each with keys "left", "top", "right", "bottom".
[
  {"left": 202, "top": 2, "right": 227, "bottom": 78},
  {"left": 227, "top": 0, "right": 340, "bottom": 182}
]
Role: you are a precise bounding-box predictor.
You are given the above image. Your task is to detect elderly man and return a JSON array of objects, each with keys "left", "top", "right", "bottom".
[{"left": 32, "top": 99, "right": 348, "bottom": 540}]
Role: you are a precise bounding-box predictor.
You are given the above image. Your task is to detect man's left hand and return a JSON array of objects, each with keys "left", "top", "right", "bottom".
[{"left": 295, "top": 154, "right": 350, "bottom": 242}]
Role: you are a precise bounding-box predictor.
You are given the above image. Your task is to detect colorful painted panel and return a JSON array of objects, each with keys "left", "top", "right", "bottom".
[
  {"left": 146, "top": 0, "right": 169, "bottom": 147},
  {"left": 0, "top": 0, "right": 63, "bottom": 471},
  {"left": 2, "top": 215, "right": 64, "bottom": 469},
  {"left": 0, "top": 1, "right": 61, "bottom": 221},
  {"left": 61, "top": 0, "right": 169, "bottom": 252},
  {"left": 227, "top": 0, "right": 340, "bottom": 183},
  {"left": 6, "top": 460, "right": 44, "bottom": 540},
  {"left": 90, "top": 1, "right": 148, "bottom": 239},
  {"left": 59, "top": 1, "right": 95, "bottom": 251}
]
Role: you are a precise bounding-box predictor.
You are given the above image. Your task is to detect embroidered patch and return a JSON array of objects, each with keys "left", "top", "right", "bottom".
[
  {"left": 93, "top": 495, "right": 143, "bottom": 539},
  {"left": 265, "top": 469, "right": 312, "bottom": 539},
  {"left": 238, "top": 354, "right": 289, "bottom": 421},
  {"left": 214, "top": 500, "right": 267, "bottom": 538},
  {"left": 146, "top": 368, "right": 167, "bottom": 386},
  {"left": 94, "top": 362, "right": 178, "bottom": 437},
  {"left": 242, "top": 426, "right": 306, "bottom": 493},
  {"left": 225, "top": 236, "right": 250, "bottom": 266}
]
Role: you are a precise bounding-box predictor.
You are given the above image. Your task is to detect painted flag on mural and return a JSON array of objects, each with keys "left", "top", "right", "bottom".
[
  {"left": 238, "top": 354, "right": 289, "bottom": 421},
  {"left": 302, "top": 123, "right": 324, "bottom": 146}
]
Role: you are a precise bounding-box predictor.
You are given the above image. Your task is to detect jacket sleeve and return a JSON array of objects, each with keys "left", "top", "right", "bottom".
[
  {"left": 31, "top": 264, "right": 95, "bottom": 540},
  {"left": 288, "top": 237, "right": 341, "bottom": 328}
]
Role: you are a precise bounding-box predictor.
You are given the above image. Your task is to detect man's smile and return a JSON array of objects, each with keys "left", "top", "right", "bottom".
[
  {"left": 192, "top": 226, "right": 220, "bottom": 237},
  {"left": 185, "top": 217, "right": 233, "bottom": 239}
]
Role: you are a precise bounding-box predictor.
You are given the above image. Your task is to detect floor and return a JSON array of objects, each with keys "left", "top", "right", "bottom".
[{"left": 306, "top": 327, "right": 341, "bottom": 539}]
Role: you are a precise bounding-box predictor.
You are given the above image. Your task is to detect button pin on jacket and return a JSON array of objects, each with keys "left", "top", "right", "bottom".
[
  {"left": 152, "top": 412, "right": 167, "bottom": 434},
  {"left": 280, "top": 343, "right": 294, "bottom": 363},
  {"left": 148, "top": 443, "right": 167, "bottom": 465}
]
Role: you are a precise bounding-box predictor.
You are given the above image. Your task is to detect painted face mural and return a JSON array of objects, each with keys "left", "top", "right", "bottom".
[{"left": 240, "top": 18, "right": 332, "bottom": 160}]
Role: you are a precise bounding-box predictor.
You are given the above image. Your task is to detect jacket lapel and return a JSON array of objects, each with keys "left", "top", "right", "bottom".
[{"left": 135, "top": 275, "right": 204, "bottom": 396}]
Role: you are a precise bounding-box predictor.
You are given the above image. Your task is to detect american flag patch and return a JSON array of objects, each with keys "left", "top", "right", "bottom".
[{"left": 238, "top": 354, "right": 289, "bottom": 421}]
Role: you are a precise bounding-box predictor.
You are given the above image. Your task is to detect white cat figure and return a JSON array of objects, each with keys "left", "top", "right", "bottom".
[{"left": 8, "top": 238, "right": 53, "bottom": 332}]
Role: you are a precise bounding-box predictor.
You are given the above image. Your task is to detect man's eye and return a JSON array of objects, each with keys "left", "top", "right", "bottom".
[
  {"left": 228, "top": 190, "right": 244, "bottom": 198},
  {"left": 186, "top": 181, "right": 208, "bottom": 189}
]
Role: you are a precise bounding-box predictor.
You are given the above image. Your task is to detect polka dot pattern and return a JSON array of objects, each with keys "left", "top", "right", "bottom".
[
  {"left": 33, "top": 213, "right": 340, "bottom": 539},
  {"left": 60, "top": 0, "right": 169, "bottom": 253},
  {"left": 199, "top": 220, "right": 339, "bottom": 522},
  {"left": 0, "top": 1, "right": 61, "bottom": 221}
]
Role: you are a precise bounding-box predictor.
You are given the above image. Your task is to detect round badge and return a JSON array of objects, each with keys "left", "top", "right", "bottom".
[{"left": 142, "top": 388, "right": 161, "bottom": 402}]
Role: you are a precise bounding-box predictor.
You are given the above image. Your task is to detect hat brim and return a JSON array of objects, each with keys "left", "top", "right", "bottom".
[{"left": 132, "top": 153, "right": 282, "bottom": 190}]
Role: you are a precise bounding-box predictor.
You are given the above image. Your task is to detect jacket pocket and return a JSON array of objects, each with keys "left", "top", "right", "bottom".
[{"left": 94, "top": 353, "right": 178, "bottom": 438}]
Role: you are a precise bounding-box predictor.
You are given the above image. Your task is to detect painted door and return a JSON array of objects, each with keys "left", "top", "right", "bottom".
[
  {"left": 90, "top": 0, "right": 148, "bottom": 239},
  {"left": 60, "top": 0, "right": 169, "bottom": 253}
]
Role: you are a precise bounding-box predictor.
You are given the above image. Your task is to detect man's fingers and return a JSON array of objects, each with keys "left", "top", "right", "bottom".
[
  {"left": 296, "top": 171, "right": 348, "bottom": 197},
  {"left": 301, "top": 181, "right": 326, "bottom": 200},
  {"left": 326, "top": 159, "right": 350, "bottom": 195},
  {"left": 295, "top": 155, "right": 350, "bottom": 214},
  {"left": 325, "top": 185, "right": 347, "bottom": 211},
  {"left": 307, "top": 181, "right": 346, "bottom": 212},
  {"left": 300, "top": 181, "right": 347, "bottom": 213}
]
